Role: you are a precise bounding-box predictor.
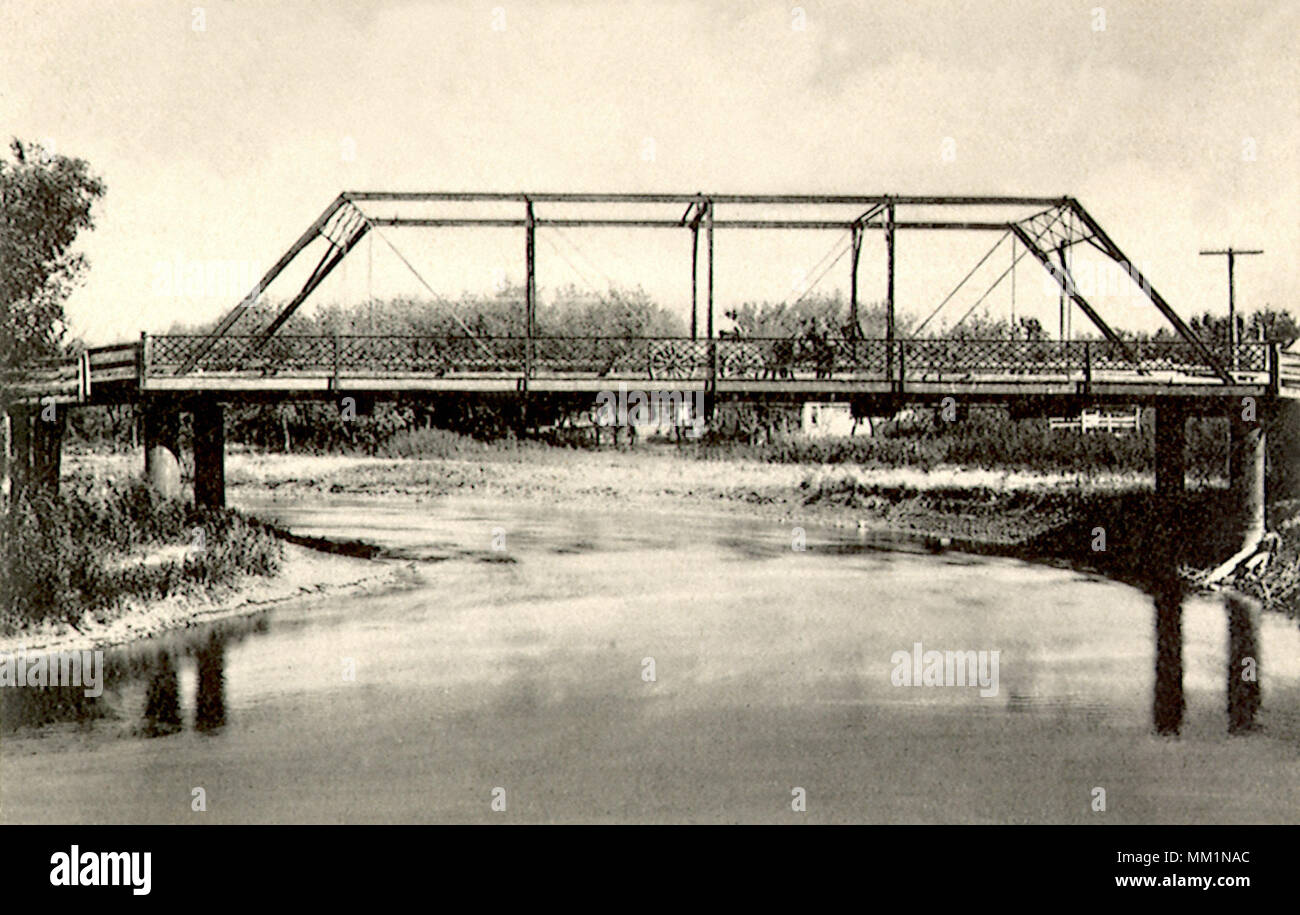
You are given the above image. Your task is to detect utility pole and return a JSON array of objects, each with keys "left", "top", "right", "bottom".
[{"left": 1199, "top": 247, "right": 1263, "bottom": 371}]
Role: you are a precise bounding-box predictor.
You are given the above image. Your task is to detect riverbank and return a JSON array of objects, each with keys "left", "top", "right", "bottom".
[{"left": 0, "top": 542, "right": 410, "bottom": 655}]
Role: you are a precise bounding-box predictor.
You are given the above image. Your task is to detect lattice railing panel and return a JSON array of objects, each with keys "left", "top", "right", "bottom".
[{"left": 145, "top": 335, "right": 1271, "bottom": 381}]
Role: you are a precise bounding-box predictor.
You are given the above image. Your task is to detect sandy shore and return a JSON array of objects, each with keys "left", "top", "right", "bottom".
[{"left": 0, "top": 543, "right": 411, "bottom": 655}]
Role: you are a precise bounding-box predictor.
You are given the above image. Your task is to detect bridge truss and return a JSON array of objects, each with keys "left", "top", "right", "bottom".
[
  {"left": 9, "top": 192, "right": 1297, "bottom": 406},
  {"left": 179, "top": 192, "right": 1232, "bottom": 382}
]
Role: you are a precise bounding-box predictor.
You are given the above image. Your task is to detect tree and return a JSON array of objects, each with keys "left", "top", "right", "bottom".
[{"left": 0, "top": 139, "right": 106, "bottom": 365}]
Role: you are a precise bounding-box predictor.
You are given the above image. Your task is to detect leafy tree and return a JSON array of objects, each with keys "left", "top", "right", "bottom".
[{"left": 0, "top": 139, "right": 106, "bottom": 365}]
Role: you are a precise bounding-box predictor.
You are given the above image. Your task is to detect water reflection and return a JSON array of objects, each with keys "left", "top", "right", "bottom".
[
  {"left": 1142, "top": 560, "right": 1264, "bottom": 737},
  {"left": 193, "top": 634, "right": 227, "bottom": 733},
  {"left": 142, "top": 651, "right": 182, "bottom": 736},
  {"left": 1149, "top": 568, "right": 1186, "bottom": 736},
  {"left": 0, "top": 510, "right": 1278, "bottom": 746},
  {"left": 1226, "top": 593, "right": 1261, "bottom": 734},
  {"left": 1, "top": 613, "right": 258, "bottom": 738}
]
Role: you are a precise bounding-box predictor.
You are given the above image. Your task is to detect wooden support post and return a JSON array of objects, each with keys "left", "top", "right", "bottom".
[
  {"left": 0, "top": 409, "right": 9, "bottom": 507},
  {"left": 142, "top": 400, "right": 182, "bottom": 500},
  {"left": 31, "top": 404, "right": 64, "bottom": 495},
  {"left": 193, "top": 397, "right": 225, "bottom": 510},
  {"left": 140, "top": 331, "right": 151, "bottom": 385},
  {"left": 8, "top": 408, "right": 31, "bottom": 505}
]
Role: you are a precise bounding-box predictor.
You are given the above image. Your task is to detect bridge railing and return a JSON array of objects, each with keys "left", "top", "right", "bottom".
[{"left": 140, "top": 334, "right": 1273, "bottom": 385}]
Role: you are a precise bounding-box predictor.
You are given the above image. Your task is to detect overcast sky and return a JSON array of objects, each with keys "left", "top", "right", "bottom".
[{"left": 2, "top": 0, "right": 1295, "bottom": 343}]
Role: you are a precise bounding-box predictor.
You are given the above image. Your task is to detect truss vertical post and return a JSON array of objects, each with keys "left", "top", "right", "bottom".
[
  {"left": 1009, "top": 235, "right": 1016, "bottom": 334},
  {"left": 525, "top": 199, "right": 536, "bottom": 386},
  {"left": 706, "top": 200, "right": 716, "bottom": 389},
  {"left": 690, "top": 221, "right": 700, "bottom": 341},
  {"left": 1057, "top": 244, "right": 1068, "bottom": 341},
  {"left": 886, "top": 202, "right": 896, "bottom": 385},
  {"left": 849, "top": 224, "right": 863, "bottom": 332},
  {"left": 1228, "top": 249, "right": 1236, "bottom": 368}
]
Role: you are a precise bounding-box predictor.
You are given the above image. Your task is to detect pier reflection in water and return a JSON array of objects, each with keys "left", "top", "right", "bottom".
[
  {"left": 2, "top": 614, "right": 256, "bottom": 738},
  {"left": 1145, "top": 559, "right": 1262, "bottom": 737}
]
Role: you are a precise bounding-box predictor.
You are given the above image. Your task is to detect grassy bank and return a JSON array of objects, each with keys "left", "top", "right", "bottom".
[
  {"left": 697, "top": 408, "right": 1230, "bottom": 480},
  {"left": 0, "top": 481, "right": 283, "bottom": 632}
]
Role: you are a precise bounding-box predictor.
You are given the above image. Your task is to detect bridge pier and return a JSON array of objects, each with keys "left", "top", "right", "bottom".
[
  {"left": 1228, "top": 413, "right": 1266, "bottom": 541},
  {"left": 142, "top": 400, "right": 183, "bottom": 500},
  {"left": 1154, "top": 402, "right": 1186, "bottom": 501},
  {"left": 31, "top": 407, "right": 64, "bottom": 495},
  {"left": 5, "top": 408, "right": 32, "bottom": 503},
  {"left": 192, "top": 397, "right": 226, "bottom": 510},
  {"left": 3, "top": 406, "right": 64, "bottom": 502},
  {"left": 1265, "top": 399, "right": 1300, "bottom": 510}
]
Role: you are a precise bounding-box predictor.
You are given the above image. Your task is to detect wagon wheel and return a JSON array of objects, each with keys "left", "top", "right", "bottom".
[
  {"left": 649, "top": 341, "right": 691, "bottom": 380},
  {"left": 720, "top": 343, "right": 761, "bottom": 378}
]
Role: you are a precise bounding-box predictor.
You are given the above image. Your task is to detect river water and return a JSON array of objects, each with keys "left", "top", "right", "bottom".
[{"left": 3, "top": 495, "right": 1298, "bottom": 823}]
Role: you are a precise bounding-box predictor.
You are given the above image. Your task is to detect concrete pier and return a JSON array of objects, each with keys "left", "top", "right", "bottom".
[
  {"left": 142, "top": 400, "right": 182, "bottom": 499},
  {"left": 192, "top": 397, "right": 225, "bottom": 509},
  {"left": 1154, "top": 402, "right": 1186, "bottom": 501},
  {"left": 1229, "top": 414, "right": 1266, "bottom": 541},
  {"left": 1265, "top": 399, "right": 1300, "bottom": 510}
]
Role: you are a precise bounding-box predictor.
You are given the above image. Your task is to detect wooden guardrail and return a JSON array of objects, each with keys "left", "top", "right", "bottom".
[{"left": 1277, "top": 343, "right": 1300, "bottom": 397}]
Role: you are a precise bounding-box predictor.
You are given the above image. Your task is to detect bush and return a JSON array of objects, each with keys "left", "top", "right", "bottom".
[{"left": 0, "top": 487, "right": 283, "bottom": 630}]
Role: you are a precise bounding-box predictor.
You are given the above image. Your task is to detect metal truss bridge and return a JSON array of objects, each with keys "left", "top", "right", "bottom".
[{"left": 7, "top": 191, "right": 1298, "bottom": 406}]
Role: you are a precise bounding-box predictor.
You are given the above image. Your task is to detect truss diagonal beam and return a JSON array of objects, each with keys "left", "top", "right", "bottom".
[
  {"left": 1068, "top": 199, "right": 1231, "bottom": 383},
  {"left": 1009, "top": 223, "right": 1139, "bottom": 363},
  {"left": 177, "top": 195, "right": 349, "bottom": 373},
  {"left": 256, "top": 219, "right": 370, "bottom": 344}
]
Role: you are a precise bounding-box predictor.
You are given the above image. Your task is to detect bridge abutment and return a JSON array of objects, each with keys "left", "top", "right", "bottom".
[
  {"left": 192, "top": 397, "right": 226, "bottom": 510},
  {"left": 142, "top": 400, "right": 183, "bottom": 500}
]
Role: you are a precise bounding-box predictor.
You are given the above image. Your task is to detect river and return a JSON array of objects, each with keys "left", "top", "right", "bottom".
[{"left": 3, "top": 495, "right": 1298, "bottom": 823}]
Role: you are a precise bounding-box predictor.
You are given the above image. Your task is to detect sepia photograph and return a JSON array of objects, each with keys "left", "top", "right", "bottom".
[{"left": 1, "top": 0, "right": 1295, "bottom": 893}]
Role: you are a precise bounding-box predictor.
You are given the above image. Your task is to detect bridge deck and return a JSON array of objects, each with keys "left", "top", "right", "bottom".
[{"left": 5, "top": 335, "right": 1292, "bottom": 405}]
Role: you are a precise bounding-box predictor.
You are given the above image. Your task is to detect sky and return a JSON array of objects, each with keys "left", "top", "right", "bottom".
[{"left": 1, "top": 0, "right": 1295, "bottom": 343}]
